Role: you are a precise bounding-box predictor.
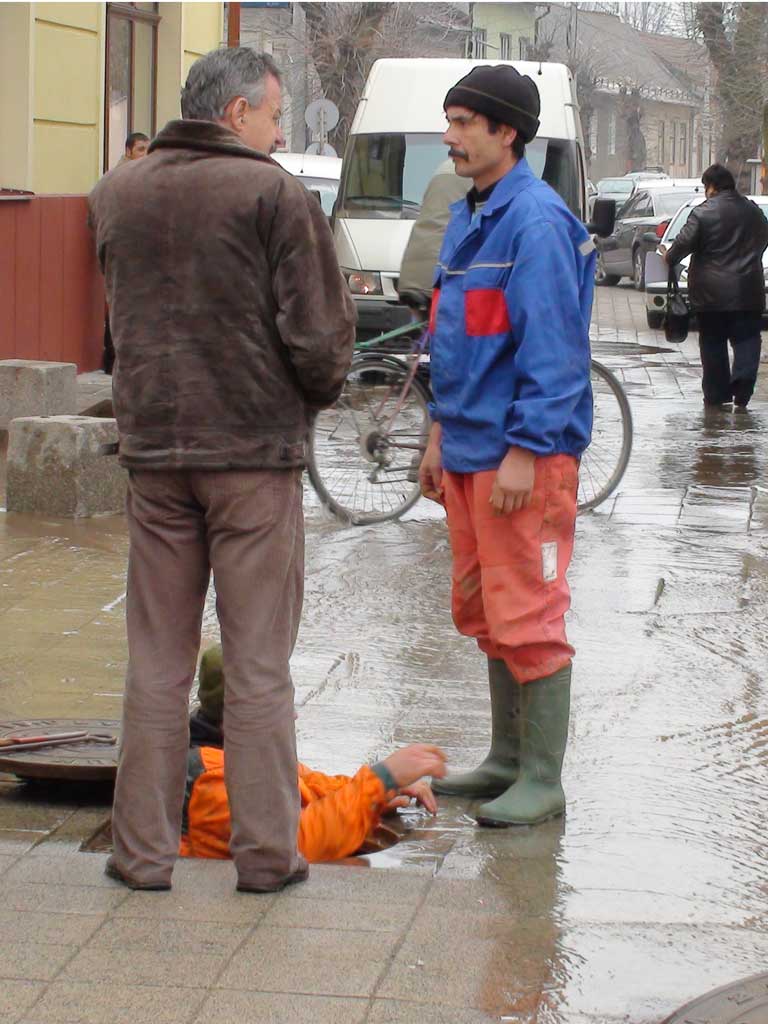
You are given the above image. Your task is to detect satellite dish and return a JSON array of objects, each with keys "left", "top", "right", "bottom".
[
  {"left": 305, "top": 141, "right": 338, "bottom": 157},
  {"left": 304, "top": 98, "right": 340, "bottom": 136}
]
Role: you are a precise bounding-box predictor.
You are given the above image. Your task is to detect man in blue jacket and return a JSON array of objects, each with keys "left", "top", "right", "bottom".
[{"left": 420, "top": 65, "right": 595, "bottom": 827}]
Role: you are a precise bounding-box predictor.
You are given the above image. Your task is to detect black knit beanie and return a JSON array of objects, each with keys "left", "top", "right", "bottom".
[{"left": 444, "top": 65, "right": 541, "bottom": 143}]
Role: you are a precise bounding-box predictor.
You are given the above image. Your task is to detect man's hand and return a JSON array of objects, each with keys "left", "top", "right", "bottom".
[
  {"left": 383, "top": 779, "right": 438, "bottom": 816},
  {"left": 381, "top": 743, "right": 447, "bottom": 789},
  {"left": 419, "top": 423, "right": 444, "bottom": 504},
  {"left": 490, "top": 446, "right": 536, "bottom": 515}
]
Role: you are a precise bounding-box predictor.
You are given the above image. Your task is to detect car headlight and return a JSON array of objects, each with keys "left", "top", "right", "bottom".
[{"left": 342, "top": 269, "right": 383, "bottom": 296}]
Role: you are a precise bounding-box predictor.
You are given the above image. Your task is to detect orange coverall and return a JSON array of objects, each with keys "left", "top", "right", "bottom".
[{"left": 179, "top": 746, "right": 394, "bottom": 863}]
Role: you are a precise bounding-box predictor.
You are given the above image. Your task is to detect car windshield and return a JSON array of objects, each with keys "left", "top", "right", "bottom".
[
  {"left": 337, "top": 134, "right": 582, "bottom": 219},
  {"left": 654, "top": 191, "right": 701, "bottom": 216},
  {"left": 599, "top": 178, "right": 634, "bottom": 195},
  {"left": 296, "top": 176, "right": 339, "bottom": 217}
]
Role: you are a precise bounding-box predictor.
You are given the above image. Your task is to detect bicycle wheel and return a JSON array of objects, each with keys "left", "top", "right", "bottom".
[
  {"left": 308, "top": 355, "right": 430, "bottom": 525},
  {"left": 579, "top": 358, "right": 633, "bottom": 512}
]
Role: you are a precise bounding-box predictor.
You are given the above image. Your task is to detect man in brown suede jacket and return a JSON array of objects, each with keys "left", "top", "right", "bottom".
[{"left": 88, "top": 48, "right": 356, "bottom": 895}]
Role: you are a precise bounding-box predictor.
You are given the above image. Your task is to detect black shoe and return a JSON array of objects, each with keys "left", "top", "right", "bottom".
[
  {"left": 105, "top": 857, "right": 171, "bottom": 891},
  {"left": 237, "top": 864, "right": 309, "bottom": 894}
]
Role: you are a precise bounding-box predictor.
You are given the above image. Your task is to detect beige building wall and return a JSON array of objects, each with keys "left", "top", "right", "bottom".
[
  {"left": 183, "top": 2, "right": 223, "bottom": 77},
  {"left": 0, "top": 4, "right": 34, "bottom": 190},
  {"left": 32, "top": 3, "right": 105, "bottom": 193},
  {"left": 0, "top": 2, "right": 223, "bottom": 195}
]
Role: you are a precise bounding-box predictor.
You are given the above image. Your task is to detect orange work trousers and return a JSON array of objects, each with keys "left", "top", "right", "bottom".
[{"left": 442, "top": 454, "right": 579, "bottom": 684}]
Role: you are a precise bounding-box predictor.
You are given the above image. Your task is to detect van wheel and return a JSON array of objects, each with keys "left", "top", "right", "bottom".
[{"left": 595, "top": 253, "right": 620, "bottom": 287}]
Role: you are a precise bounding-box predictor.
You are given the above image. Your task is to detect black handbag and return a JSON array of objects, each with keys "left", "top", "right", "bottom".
[{"left": 663, "top": 264, "right": 690, "bottom": 344}]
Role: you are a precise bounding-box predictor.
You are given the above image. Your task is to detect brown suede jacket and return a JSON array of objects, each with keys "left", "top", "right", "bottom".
[{"left": 88, "top": 120, "right": 356, "bottom": 470}]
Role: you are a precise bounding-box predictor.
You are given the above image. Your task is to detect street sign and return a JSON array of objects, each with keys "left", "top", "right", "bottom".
[
  {"left": 305, "top": 98, "right": 339, "bottom": 139},
  {"left": 305, "top": 141, "right": 338, "bottom": 158}
]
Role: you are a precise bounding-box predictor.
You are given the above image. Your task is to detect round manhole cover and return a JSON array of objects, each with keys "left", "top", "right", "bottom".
[
  {"left": 0, "top": 719, "right": 120, "bottom": 781},
  {"left": 661, "top": 973, "right": 768, "bottom": 1023}
]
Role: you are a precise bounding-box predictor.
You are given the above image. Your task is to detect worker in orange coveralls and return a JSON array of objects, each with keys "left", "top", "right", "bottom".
[{"left": 180, "top": 646, "right": 447, "bottom": 862}]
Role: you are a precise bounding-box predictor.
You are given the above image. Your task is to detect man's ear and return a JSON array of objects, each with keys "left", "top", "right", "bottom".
[
  {"left": 503, "top": 125, "right": 519, "bottom": 151},
  {"left": 223, "top": 95, "right": 248, "bottom": 131}
]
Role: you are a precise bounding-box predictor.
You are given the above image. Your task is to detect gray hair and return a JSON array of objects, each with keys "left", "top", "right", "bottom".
[{"left": 181, "top": 47, "right": 281, "bottom": 121}]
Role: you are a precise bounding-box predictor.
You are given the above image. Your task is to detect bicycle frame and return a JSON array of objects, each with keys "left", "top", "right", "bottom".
[{"left": 354, "top": 322, "right": 429, "bottom": 442}]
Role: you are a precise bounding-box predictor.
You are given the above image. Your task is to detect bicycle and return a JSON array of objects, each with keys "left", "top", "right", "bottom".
[{"left": 308, "top": 322, "right": 633, "bottom": 525}]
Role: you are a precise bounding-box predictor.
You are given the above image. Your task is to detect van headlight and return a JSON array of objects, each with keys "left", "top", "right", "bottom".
[{"left": 342, "top": 269, "right": 383, "bottom": 295}]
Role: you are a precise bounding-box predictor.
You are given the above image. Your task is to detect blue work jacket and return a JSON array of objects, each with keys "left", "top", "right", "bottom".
[{"left": 429, "top": 158, "right": 596, "bottom": 473}]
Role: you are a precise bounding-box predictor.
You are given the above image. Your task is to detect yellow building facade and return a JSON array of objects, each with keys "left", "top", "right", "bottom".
[
  {"left": 470, "top": 2, "right": 538, "bottom": 61},
  {"left": 0, "top": 2, "right": 224, "bottom": 195}
]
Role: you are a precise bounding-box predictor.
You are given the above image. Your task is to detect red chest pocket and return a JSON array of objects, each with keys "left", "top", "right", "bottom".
[
  {"left": 428, "top": 288, "right": 441, "bottom": 334},
  {"left": 464, "top": 288, "right": 511, "bottom": 336}
]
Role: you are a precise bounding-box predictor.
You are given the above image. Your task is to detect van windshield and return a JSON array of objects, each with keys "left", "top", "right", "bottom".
[{"left": 337, "top": 134, "right": 581, "bottom": 220}]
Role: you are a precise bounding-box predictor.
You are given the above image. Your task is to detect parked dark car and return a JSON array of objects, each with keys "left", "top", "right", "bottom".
[{"left": 596, "top": 185, "right": 704, "bottom": 289}]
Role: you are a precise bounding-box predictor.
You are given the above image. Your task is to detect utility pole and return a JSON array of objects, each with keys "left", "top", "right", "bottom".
[{"left": 227, "top": 1, "right": 241, "bottom": 47}]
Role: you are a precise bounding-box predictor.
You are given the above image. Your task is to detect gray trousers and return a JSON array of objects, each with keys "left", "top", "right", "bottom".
[{"left": 112, "top": 468, "right": 306, "bottom": 888}]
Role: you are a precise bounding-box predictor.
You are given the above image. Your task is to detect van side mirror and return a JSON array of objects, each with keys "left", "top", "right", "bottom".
[{"left": 588, "top": 198, "right": 616, "bottom": 238}]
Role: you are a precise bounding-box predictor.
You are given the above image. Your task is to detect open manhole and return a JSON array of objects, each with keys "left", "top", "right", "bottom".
[
  {"left": 1, "top": 719, "right": 403, "bottom": 861},
  {"left": 661, "top": 972, "right": 768, "bottom": 1023},
  {"left": 80, "top": 816, "right": 402, "bottom": 858}
]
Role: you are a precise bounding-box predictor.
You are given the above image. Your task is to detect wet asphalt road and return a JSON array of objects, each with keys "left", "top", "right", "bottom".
[{"left": 1, "top": 284, "right": 768, "bottom": 1022}]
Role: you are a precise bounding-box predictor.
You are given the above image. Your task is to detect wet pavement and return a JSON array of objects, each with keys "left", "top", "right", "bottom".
[{"left": 1, "top": 284, "right": 768, "bottom": 1023}]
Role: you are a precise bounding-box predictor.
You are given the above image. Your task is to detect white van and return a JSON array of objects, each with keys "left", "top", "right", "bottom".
[{"left": 333, "top": 58, "right": 587, "bottom": 338}]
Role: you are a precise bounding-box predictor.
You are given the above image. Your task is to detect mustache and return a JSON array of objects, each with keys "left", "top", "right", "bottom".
[{"left": 448, "top": 147, "right": 469, "bottom": 160}]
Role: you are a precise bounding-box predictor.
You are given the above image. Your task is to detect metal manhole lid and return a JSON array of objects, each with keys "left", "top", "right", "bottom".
[
  {"left": 661, "top": 972, "right": 768, "bottom": 1023},
  {"left": 0, "top": 719, "right": 120, "bottom": 781}
]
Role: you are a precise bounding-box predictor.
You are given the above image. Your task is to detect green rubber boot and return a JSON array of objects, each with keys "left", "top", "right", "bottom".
[
  {"left": 475, "top": 664, "right": 571, "bottom": 827},
  {"left": 432, "top": 658, "right": 520, "bottom": 798}
]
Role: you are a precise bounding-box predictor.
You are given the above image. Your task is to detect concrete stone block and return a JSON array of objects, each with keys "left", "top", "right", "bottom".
[
  {"left": 6, "top": 416, "right": 127, "bottom": 517},
  {"left": 0, "top": 359, "right": 77, "bottom": 430}
]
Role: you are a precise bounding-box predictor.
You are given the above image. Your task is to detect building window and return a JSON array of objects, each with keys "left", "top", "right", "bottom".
[
  {"left": 658, "top": 121, "right": 665, "bottom": 165},
  {"left": 105, "top": 3, "right": 160, "bottom": 171},
  {"left": 500, "top": 32, "right": 511, "bottom": 60},
  {"left": 468, "top": 28, "right": 487, "bottom": 59},
  {"left": 608, "top": 111, "right": 616, "bottom": 156},
  {"left": 697, "top": 133, "right": 703, "bottom": 173},
  {"left": 518, "top": 36, "right": 532, "bottom": 59},
  {"left": 670, "top": 121, "right": 677, "bottom": 165},
  {"left": 679, "top": 122, "right": 687, "bottom": 167}
]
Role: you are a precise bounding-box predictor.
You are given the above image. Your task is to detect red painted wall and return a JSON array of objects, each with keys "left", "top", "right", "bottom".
[{"left": 0, "top": 195, "right": 105, "bottom": 371}]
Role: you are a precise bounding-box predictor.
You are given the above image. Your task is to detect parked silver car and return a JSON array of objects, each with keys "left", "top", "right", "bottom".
[{"left": 645, "top": 195, "right": 768, "bottom": 329}]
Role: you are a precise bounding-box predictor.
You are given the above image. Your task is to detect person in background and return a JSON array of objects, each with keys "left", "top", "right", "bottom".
[
  {"left": 121, "top": 132, "right": 150, "bottom": 163},
  {"left": 662, "top": 163, "right": 768, "bottom": 411},
  {"left": 419, "top": 65, "right": 595, "bottom": 829},
  {"left": 89, "top": 47, "right": 356, "bottom": 895},
  {"left": 398, "top": 158, "right": 470, "bottom": 313},
  {"left": 102, "top": 133, "right": 151, "bottom": 374},
  {"left": 181, "top": 646, "right": 446, "bottom": 863}
]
